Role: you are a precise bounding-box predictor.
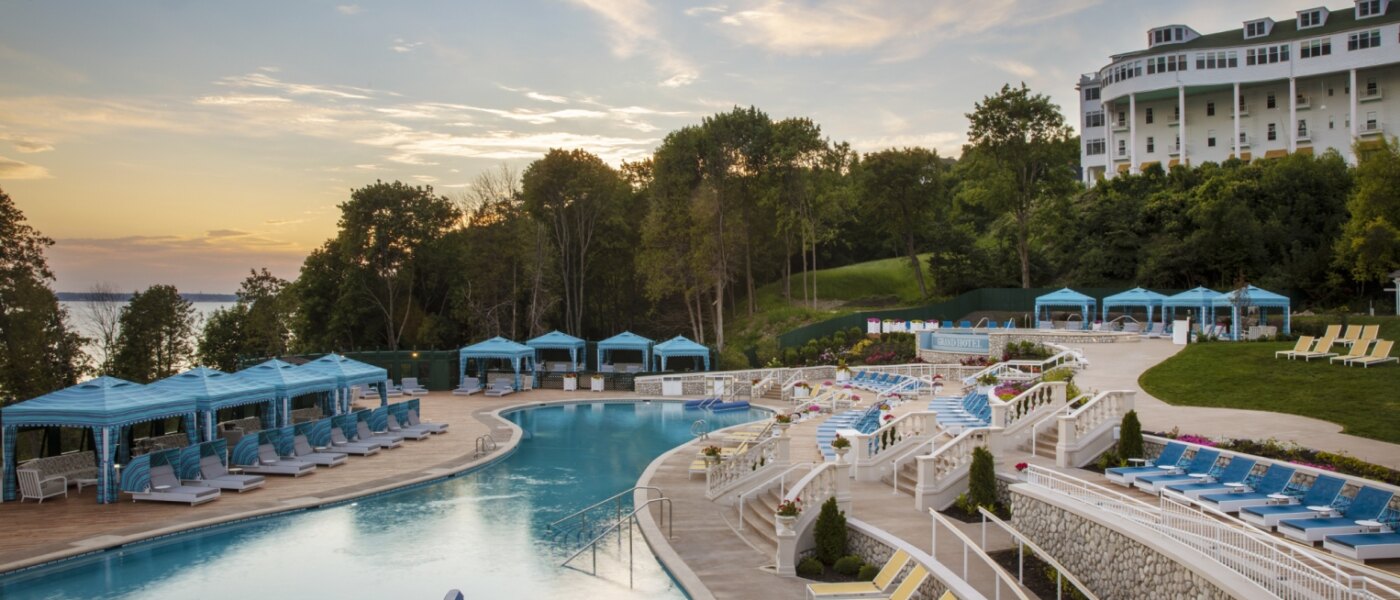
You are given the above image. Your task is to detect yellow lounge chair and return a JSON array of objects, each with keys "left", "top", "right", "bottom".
[
  {"left": 882, "top": 565, "right": 929, "bottom": 600},
  {"left": 1322, "top": 324, "right": 1343, "bottom": 340},
  {"left": 1293, "top": 335, "right": 1339, "bottom": 361},
  {"left": 1359, "top": 325, "right": 1381, "bottom": 345},
  {"left": 807, "top": 550, "right": 910, "bottom": 599},
  {"left": 937, "top": 592, "right": 957, "bottom": 600},
  {"left": 1337, "top": 324, "right": 1363, "bottom": 347},
  {"left": 1330, "top": 339, "right": 1373, "bottom": 364},
  {"left": 1348, "top": 340, "right": 1396, "bottom": 368},
  {"left": 1275, "top": 336, "right": 1314, "bottom": 359}
]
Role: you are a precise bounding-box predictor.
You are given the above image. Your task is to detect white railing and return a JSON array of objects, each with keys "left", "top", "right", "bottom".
[
  {"left": 891, "top": 436, "right": 940, "bottom": 496},
  {"left": 977, "top": 508, "right": 1099, "bottom": 599},
  {"left": 851, "top": 411, "right": 939, "bottom": 480},
  {"left": 1056, "top": 390, "right": 1135, "bottom": 467},
  {"left": 962, "top": 349, "right": 1080, "bottom": 387},
  {"left": 990, "top": 381, "right": 1067, "bottom": 432},
  {"left": 1028, "top": 394, "right": 1088, "bottom": 457},
  {"left": 913, "top": 428, "right": 991, "bottom": 510},
  {"left": 785, "top": 462, "right": 843, "bottom": 529},
  {"left": 1024, "top": 466, "right": 1400, "bottom": 600},
  {"left": 929, "top": 507, "right": 1033, "bottom": 600},
  {"left": 737, "top": 462, "right": 814, "bottom": 531},
  {"left": 705, "top": 434, "right": 789, "bottom": 499}
]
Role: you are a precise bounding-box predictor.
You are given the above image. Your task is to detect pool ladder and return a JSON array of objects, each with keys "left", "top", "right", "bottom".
[
  {"left": 690, "top": 419, "right": 710, "bottom": 440},
  {"left": 556, "top": 487, "right": 673, "bottom": 588},
  {"left": 473, "top": 435, "right": 497, "bottom": 459}
]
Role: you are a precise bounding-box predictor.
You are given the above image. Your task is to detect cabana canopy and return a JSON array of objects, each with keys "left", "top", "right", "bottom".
[
  {"left": 596, "top": 331, "right": 654, "bottom": 372},
  {"left": 237, "top": 359, "right": 339, "bottom": 428},
  {"left": 1163, "top": 286, "right": 1222, "bottom": 335},
  {"left": 1101, "top": 287, "right": 1168, "bottom": 324},
  {"left": 298, "top": 353, "right": 389, "bottom": 412},
  {"left": 150, "top": 367, "right": 278, "bottom": 442},
  {"left": 1210, "top": 285, "right": 1292, "bottom": 340},
  {"left": 653, "top": 336, "right": 711, "bottom": 372},
  {"left": 459, "top": 337, "right": 535, "bottom": 391},
  {"left": 1034, "top": 288, "right": 1097, "bottom": 330},
  {"left": 525, "top": 330, "right": 587, "bottom": 374},
  {"left": 2, "top": 376, "right": 199, "bottom": 504}
]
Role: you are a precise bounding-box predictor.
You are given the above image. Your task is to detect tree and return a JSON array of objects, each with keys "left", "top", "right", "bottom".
[
  {"left": 1118, "top": 410, "right": 1144, "bottom": 460},
  {"left": 1337, "top": 138, "right": 1400, "bottom": 286},
  {"left": 196, "top": 269, "right": 293, "bottom": 371},
  {"left": 812, "top": 496, "right": 848, "bottom": 565},
  {"left": 964, "top": 83, "right": 1079, "bottom": 288},
  {"left": 111, "top": 284, "right": 195, "bottom": 383},
  {"left": 198, "top": 303, "right": 248, "bottom": 371},
  {"left": 0, "top": 187, "right": 88, "bottom": 404},
  {"left": 858, "top": 147, "right": 947, "bottom": 298},
  {"left": 80, "top": 281, "right": 124, "bottom": 371},
  {"left": 967, "top": 445, "right": 998, "bottom": 512}
]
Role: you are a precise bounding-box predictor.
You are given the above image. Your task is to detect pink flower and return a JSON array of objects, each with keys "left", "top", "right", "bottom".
[
  {"left": 1015, "top": 462, "right": 1029, "bottom": 472},
  {"left": 883, "top": 414, "right": 894, "bottom": 421}
]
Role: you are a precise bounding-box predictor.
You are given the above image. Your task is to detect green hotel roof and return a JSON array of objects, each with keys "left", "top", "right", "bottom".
[{"left": 1112, "top": 3, "right": 1400, "bottom": 61}]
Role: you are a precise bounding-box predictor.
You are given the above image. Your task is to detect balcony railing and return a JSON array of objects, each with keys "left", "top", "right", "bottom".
[
  {"left": 1361, "top": 86, "right": 1383, "bottom": 102},
  {"left": 1296, "top": 95, "right": 1311, "bottom": 109},
  {"left": 1360, "top": 121, "right": 1384, "bottom": 136}
]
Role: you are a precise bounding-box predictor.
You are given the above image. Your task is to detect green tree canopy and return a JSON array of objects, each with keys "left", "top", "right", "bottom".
[{"left": 111, "top": 284, "right": 196, "bottom": 383}]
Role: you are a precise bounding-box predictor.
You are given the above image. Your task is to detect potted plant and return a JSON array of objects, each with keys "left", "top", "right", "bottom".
[
  {"left": 975, "top": 372, "right": 999, "bottom": 397},
  {"left": 562, "top": 372, "right": 578, "bottom": 391},
  {"left": 835, "top": 359, "right": 851, "bottom": 382},
  {"left": 830, "top": 435, "right": 851, "bottom": 462},
  {"left": 701, "top": 445, "right": 722, "bottom": 466},
  {"left": 774, "top": 413, "right": 793, "bottom": 435},
  {"left": 775, "top": 498, "right": 801, "bottom": 534},
  {"left": 793, "top": 381, "right": 812, "bottom": 399},
  {"left": 590, "top": 373, "right": 605, "bottom": 392}
]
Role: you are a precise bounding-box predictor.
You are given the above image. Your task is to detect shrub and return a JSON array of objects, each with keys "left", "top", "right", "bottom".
[
  {"left": 832, "top": 331, "right": 848, "bottom": 347},
  {"left": 856, "top": 564, "right": 880, "bottom": 581},
  {"left": 1118, "top": 410, "right": 1144, "bottom": 460},
  {"left": 797, "top": 557, "right": 825, "bottom": 578},
  {"left": 813, "top": 497, "right": 848, "bottom": 564},
  {"left": 783, "top": 347, "right": 799, "bottom": 366},
  {"left": 848, "top": 326, "right": 864, "bottom": 341},
  {"left": 1097, "top": 449, "right": 1123, "bottom": 470},
  {"left": 968, "top": 446, "right": 997, "bottom": 512},
  {"left": 1041, "top": 367, "right": 1081, "bottom": 399},
  {"left": 833, "top": 555, "right": 864, "bottom": 576}
]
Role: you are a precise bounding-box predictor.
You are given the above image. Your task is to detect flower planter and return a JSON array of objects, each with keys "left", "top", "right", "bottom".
[
  {"left": 833, "top": 446, "right": 850, "bottom": 463},
  {"left": 835, "top": 370, "right": 850, "bottom": 382},
  {"left": 794, "top": 387, "right": 810, "bottom": 400},
  {"left": 590, "top": 377, "right": 605, "bottom": 392},
  {"left": 563, "top": 377, "right": 578, "bottom": 391},
  {"left": 775, "top": 514, "right": 797, "bottom": 536},
  {"left": 775, "top": 422, "right": 790, "bottom": 436}
]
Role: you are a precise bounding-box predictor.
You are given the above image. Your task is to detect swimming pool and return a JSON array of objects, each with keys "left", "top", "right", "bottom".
[{"left": 0, "top": 400, "right": 767, "bottom": 599}]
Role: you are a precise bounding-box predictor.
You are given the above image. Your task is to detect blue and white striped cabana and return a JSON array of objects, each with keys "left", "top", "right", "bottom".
[
  {"left": 459, "top": 337, "right": 535, "bottom": 391},
  {"left": 596, "top": 331, "right": 654, "bottom": 372},
  {"left": 653, "top": 336, "right": 711, "bottom": 372},
  {"left": 1034, "top": 288, "right": 1097, "bottom": 330},
  {"left": 2, "top": 376, "right": 199, "bottom": 504},
  {"left": 236, "top": 360, "right": 338, "bottom": 428},
  {"left": 150, "top": 367, "right": 278, "bottom": 443},
  {"left": 297, "top": 353, "right": 389, "bottom": 413},
  {"left": 1163, "top": 286, "right": 1222, "bottom": 334},
  {"left": 1210, "top": 285, "right": 1292, "bottom": 340},
  {"left": 525, "top": 330, "right": 587, "bottom": 376},
  {"left": 1101, "top": 287, "right": 1168, "bottom": 325}
]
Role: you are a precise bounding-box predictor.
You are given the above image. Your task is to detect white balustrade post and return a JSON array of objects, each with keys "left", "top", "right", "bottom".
[
  {"left": 774, "top": 435, "right": 791, "bottom": 467},
  {"left": 834, "top": 461, "right": 853, "bottom": 514},
  {"left": 1051, "top": 382, "right": 1067, "bottom": 405},
  {"left": 1121, "top": 390, "right": 1136, "bottom": 412},
  {"left": 1056, "top": 415, "right": 1075, "bottom": 468},
  {"left": 775, "top": 523, "right": 797, "bottom": 576},
  {"left": 990, "top": 401, "right": 1007, "bottom": 429}
]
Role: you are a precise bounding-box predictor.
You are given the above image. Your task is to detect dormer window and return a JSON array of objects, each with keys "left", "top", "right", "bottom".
[
  {"left": 1298, "top": 8, "right": 1328, "bottom": 29},
  {"left": 1149, "top": 26, "right": 1190, "bottom": 46},
  {"left": 1244, "top": 20, "right": 1272, "bottom": 39},
  {"left": 1358, "top": 0, "right": 1385, "bottom": 18}
]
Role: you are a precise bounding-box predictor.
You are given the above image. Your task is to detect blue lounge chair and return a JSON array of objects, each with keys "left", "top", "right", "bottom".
[
  {"left": 1199, "top": 464, "right": 1296, "bottom": 513},
  {"left": 1279, "top": 487, "right": 1395, "bottom": 543},
  {"left": 1241, "top": 475, "right": 1346, "bottom": 529},
  {"left": 941, "top": 321, "right": 953, "bottom": 328},
  {"left": 1164, "top": 457, "right": 1257, "bottom": 500},
  {"left": 959, "top": 320, "right": 973, "bottom": 328},
  {"left": 987, "top": 322, "right": 999, "bottom": 329},
  {"left": 1324, "top": 530, "right": 1400, "bottom": 560},
  {"left": 1135, "top": 449, "right": 1222, "bottom": 493},
  {"left": 1106, "top": 442, "right": 1188, "bottom": 486}
]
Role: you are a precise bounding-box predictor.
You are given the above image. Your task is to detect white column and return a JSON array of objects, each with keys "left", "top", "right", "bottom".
[
  {"left": 1105, "top": 100, "right": 1114, "bottom": 179},
  {"left": 1350, "top": 68, "right": 1360, "bottom": 142},
  {"left": 1178, "top": 84, "right": 1187, "bottom": 166},
  {"left": 1289, "top": 77, "right": 1298, "bottom": 153},
  {"left": 1233, "top": 82, "right": 1242, "bottom": 159},
  {"left": 1129, "top": 93, "right": 1137, "bottom": 173}
]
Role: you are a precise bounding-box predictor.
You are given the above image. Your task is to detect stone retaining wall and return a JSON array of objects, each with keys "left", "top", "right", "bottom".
[
  {"left": 845, "top": 525, "right": 950, "bottom": 600},
  {"left": 919, "top": 331, "right": 1137, "bottom": 363},
  {"left": 1010, "top": 488, "right": 1235, "bottom": 599}
]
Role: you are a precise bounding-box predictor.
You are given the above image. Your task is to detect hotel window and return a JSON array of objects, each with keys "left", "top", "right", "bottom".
[
  {"left": 1173, "top": 106, "right": 1180, "bottom": 122},
  {"left": 1086, "top": 111, "right": 1104, "bottom": 128},
  {"left": 1267, "top": 123, "right": 1277, "bottom": 141},
  {"left": 1366, "top": 77, "right": 1379, "bottom": 96},
  {"left": 1298, "top": 119, "right": 1309, "bottom": 137},
  {"left": 1146, "top": 108, "right": 1154, "bottom": 124},
  {"left": 1147, "top": 136, "right": 1155, "bottom": 153},
  {"left": 1301, "top": 38, "right": 1332, "bottom": 58},
  {"left": 1330, "top": 116, "right": 1335, "bottom": 129},
  {"left": 1349, "top": 29, "right": 1381, "bottom": 50},
  {"left": 1084, "top": 87, "right": 1100, "bottom": 101},
  {"left": 1267, "top": 93, "right": 1276, "bottom": 109},
  {"left": 1246, "top": 45, "right": 1289, "bottom": 65},
  {"left": 1367, "top": 111, "right": 1378, "bottom": 131},
  {"left": 1245, "top": 21, "right": 1269, "bottom": 38},
  {"left": 1208, "top": 130, "right": 1217, "bottom": 147},
  {"left": 1207, "top": 102, "right": 1216, "bottom": 116},
  {"left": 1118, "top": 140, "right": 1127, "bottom": 156},
  {"left": 1299, "top": 10, "right": 1324, "bottom": 28},
  {"left": 1086, "top": 139, "right": 1106, "bottom": 155},
  {"left": 1117, "top": 111, "right": 1126, "bottom": 127},
  {"left": 1358, "top": 0, "right": 1382, "bottom": 18},
  {"left": 1196, "top": 50, "right": 1238, "bottom": 69}
]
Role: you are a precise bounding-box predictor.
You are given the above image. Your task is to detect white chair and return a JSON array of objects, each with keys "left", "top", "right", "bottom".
[
  {"left": 400, "top": 377, "right": 429, "bottom": 394},
  {"left": 17, "top": 469, "right": 67, "bottom": 503},
  {"left": 452, "top": 377, "right": 483, "bottom": 396}
]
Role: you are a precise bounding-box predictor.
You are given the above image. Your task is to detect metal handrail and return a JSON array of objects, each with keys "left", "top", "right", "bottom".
[
  {"left": 1028, "top": 394, "right": 1091, "bottom": 457},
  {"left": 561, "top": 497, "right": 674, "bottom": 588},
  {"left": 690, "top": 419, "right": 709, "bottom": 439},
  {"left": 929, "top": 507, "right": 1032, "bottom": 600},
  {"left": 978, "top": 507, "right": 1099, "bottom": 600},
  {"left": 737, "top": 462, "right": 814, "bottom": 531},
  {"left": 549, "top": 486, "right": 665, "bottom": 531},
  {"left": 473, "top": 435, "right": 497, "bottom": 459}
]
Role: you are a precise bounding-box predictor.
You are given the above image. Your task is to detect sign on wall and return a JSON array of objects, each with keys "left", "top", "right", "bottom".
[{"left": 919, "top": 332, "right": 990, "bottom": 354}]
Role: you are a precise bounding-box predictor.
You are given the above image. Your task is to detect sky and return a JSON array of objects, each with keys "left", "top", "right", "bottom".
[{"left": 0, "top": 0, "right": 1328, "bottom": 293}]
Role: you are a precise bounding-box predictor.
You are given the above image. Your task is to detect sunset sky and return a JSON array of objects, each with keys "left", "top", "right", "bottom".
[{"left": 2, "top": 0, "right": 1320, "bottom": 293}]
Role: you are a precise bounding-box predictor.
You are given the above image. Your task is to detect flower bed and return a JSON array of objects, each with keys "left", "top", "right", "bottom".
[{"left": 1149, "top": 430, "right": 1400, "bottom": 486}]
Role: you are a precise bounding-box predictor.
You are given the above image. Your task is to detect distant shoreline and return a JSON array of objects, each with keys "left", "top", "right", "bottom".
[{"left": 56, "top": 292, "right": 237, "bottom": 303}]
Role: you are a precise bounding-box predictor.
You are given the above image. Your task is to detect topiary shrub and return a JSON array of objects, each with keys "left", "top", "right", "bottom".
[
  {"left": 797, "top": 557, "right": 825, "bottom": 578},
  {"left": 833, "top": 555, "right": 864, "bottom": 576},
  {"left": 848, "top": 326, "right": 864, "bottom": 341},
  {"left": 783, "top": 347, "right": 799, "bottom": 366},
  {"left": 813, "top": 497, "right": 848, "bottom": 564},
  {"left": 1118, "top": 410, "right": 1144, "bottom": 460},
  {"left": 856, "top": 564, "right": 880, "bottom": 581},
  {"left": 967, "top": 446, "right": 997, "bottom": 512}
]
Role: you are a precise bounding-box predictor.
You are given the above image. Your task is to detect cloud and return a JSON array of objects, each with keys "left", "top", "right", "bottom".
[
  {"left": 391, "top": 39, "right": 424, "bottom": 53},
  {"left": 205, "top": 229, "right": 252, "bottom": 238},
  {"left": 0, "top": 155, "right": 52, "bottom": 179},
  {"left": 49, "top": 234, "right": 306, "bottom": 293},
  {"left": 0, "top": 133, "right": 54, "bottom": 153},
  {"left": 847, "top": 131, "right": 965, "bottom": 156},
  {"left": 565, "top": 0, "right": 700, "bottom": 87},
  {"left": 215, "top": 72, "right": 376, "bottom": 100},
  {"left": 976, "top": 56, "right": 1038, "bottom": 79},
  {"left": 684, "top": 5, "right": 728, "bottom": 16},
  {"left": 264, "top": 219, "right": 305, "bottom": 226},
  {"left": 335, "top": 4, "right": 363, "bottom": 16},
  {"left": 359, "top": 129, "right": 658, "bottom": 165}
]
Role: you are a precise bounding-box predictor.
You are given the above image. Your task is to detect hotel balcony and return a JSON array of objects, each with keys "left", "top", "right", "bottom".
[
  {"left": 1359, "top": 120, "right": 1385, "bottom": 137},
  {"left": 1168, "top": 144, "right": 1181, "bottom": 156},
  {"left": 1360, "top": 86, "right": 1383, "bottom": 102},
  {"left": 1296, "top": 95, "right": 1311, "bottom": 110},
  {"left": 1233, "top": 104, "right": 1250, "bottom": 117},
  {"left": 1112, "top": 120, "right": 1130, "bottom": 133}
]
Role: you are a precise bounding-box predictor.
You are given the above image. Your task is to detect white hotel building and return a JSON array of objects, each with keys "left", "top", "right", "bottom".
[{"left": 1078, "top": 0, "right": 1400, "bottom": 184}]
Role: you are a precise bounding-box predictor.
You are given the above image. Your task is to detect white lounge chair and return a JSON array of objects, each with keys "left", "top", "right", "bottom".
[
  {"left": 400, "top": 377, "right": 429, "bottom": 394},
  {"left": 1325, "top": 531, "right": 1400, "bottom": 560},
  {"left": 1347, "top": 340, "right": 1396, "bottom": 368},
  {"left": 485, "top": 380, "right": 515, "bottom": 397},
  {"left": 238, "top": 444, "right": 316, "bottom": 477},
  {"left": 16, "top": 469, "right": 67, "bottom": 503},
  {"left": 407, "top": 408, "right": 448, "bottom": 434},
  {"left": 384, "top": 412, "right": 432, "bottom": 441},
  {"left": 190, "top": 454, "right": 265, "bottom": 492},
  {"left": 452, "top": 377, "right": 483, "bottom": 396},
  {"left": 330, "top": 427, "right": 382, "bottom": 455},
  {"left": 131, "top": 465, "right": 221, "bottom": 505},
  {"left": 291, "top": 434, "right": 348, "bottom": 467},
  {"left": 356, "top": 420, "right": 404, "bottom": 449}
]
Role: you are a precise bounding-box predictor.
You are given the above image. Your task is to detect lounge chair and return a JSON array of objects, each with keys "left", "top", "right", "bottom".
[
  {"left": 1337, "top": 324, "right": 1363, "bottom": 347},
  {"left": 1135, "top": 448, "right": 1222, "bottom": 493},
  {"left": 291, "top": 434, "right": 348, "bottom": 467},
  {"left": 16, "top": 469, "right": 68, "bottom": 503},
  {"left": 406, "top": 407, "right": 448, "bottom": 434},
  {"left": 1199, "top": 464, "right": 1296, "bottom": 513},
  {"left": 485, "top": 380, "right": 515, "bottom": 397},
  {"left": 330, "top": 427, "right": 382, "bottom": 455},
  {"left": 1330, "top": 340, "right": 1374, "bottom": 364},
  {"left": 356, "top": 420, "right": 404, "bottom": 448},
  {"left": 1163, "top": 457, "right": 1257, "bottom": 500},
  {"left": 1293, "top": 335, "right": 1339, "bottom": 361},
  {"left": 1347, "top": 339, "right": 1396, "bottom": 368},
  {"left": 806, "top": 549, "right": 910, "bottom": 599},
  {"left": 1324, "top": 531, "right": 1400, "bottom": 561},
  {"left": 1241, "top": 474, "right": 1346, "bottom": 529},
  {"left": 1278, "top": 487, "right": 1395, "bottom": 543},
  {"left": 384, "top": 412, "right": 432, "bottom": 441},
  {"left": 130, "top": 464, "right": 221, "bottom": 505},
  {"left": 190, "top": 454, "right": 265, "bottom": 492},
  {"left": 1355, "top": 325, "right": 1381, "bottom": 349},
  {"left": 400, "top": 377, "right": 429, "bottom": 394},
  {"left": 1320, "top": 324, "right": 1343, "bottom": 341},
  {"left": 238, "top": 444, "right": 316, "bottom": 477},
  {"left": 1105, "top": 442, "right": 1188, "bottom": 486},
  {"left": 883, "top": 565, "right": 929, "bottom": 600},
  {"left": 1275, "top": 336, "right": 1315, "bottom": 359},
  {"left": 452, "top": 377, "right": 483, "bottom": 396}
]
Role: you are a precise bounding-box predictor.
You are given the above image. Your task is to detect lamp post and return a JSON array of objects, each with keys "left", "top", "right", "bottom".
[{"left": 1387, "top": 269, "right": 1400, "bottom": 316}]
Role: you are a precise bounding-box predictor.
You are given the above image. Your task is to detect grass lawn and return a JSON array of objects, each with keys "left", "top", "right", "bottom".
[
  {"left": 752, "top": 253, "right": 933, "bottom": 311},
  {"left": 1291, "top": 314, "right": 1400, "bottom": 340},
  {"left": 1139, "top": 341, "right": 1400, "bottom": 444}
]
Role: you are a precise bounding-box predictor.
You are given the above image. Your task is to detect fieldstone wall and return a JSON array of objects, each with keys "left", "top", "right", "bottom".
[
  {"left": 1010, "top": 490, "right": 1234, "bottom": 599},
  {"left": 845, "top": 526, "right": 950, "bottom": 600},
  {"left": 919, "top": 331, "right": 1137, "bottom": 363}
]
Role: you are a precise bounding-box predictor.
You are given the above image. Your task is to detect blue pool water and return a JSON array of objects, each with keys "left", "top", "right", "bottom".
[{"left": 0, "top": 401, "right": 766, "bottom": 599}]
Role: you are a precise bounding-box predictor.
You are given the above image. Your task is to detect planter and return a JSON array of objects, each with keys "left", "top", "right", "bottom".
[
  {"left": 590, "top": 377, "right": 605, "bottom": 392},
  {"left": 836, "top": 370, "right": 850, "bottom": 382},
  {"left": 563, "top": 378, "right": 578, "bottom": 391},
  {"left": 775, "top": 422, "right": 790, "bottom": 437},
  {"left": 775, "top": 514, "right": 797, "bottom": 536},
  {"left": 977, "top": 384, "right": 996, "bottom": 398},
  {"left": 794, "top": 387, "right": 810, "bottom": 399},
  {"left": 833, "top": 446, "right": 850, "bottom": 463},
  {"left": 705, "top": 455, "right": 720, "bottom": 467}
]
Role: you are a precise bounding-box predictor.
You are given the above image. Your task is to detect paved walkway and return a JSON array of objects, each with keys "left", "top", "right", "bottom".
[{"left": 1073, "top": 338, "right": 1400, "bottom": 468}]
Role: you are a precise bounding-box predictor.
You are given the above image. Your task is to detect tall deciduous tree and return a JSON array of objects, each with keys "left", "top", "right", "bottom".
[
  {"left": 81, "top": 281, "right": 124, "bottom": 371},
  {"left": 858, "top": 147, "right": 947, "bottom": 298},
  {"left": 111, "top": 284, "right": 196, "bottom": 383},
  {"left": 196, "top": 269, "right": 293, "bottom": 370},
  {"left": 0, "top": 188, "right": 88, "bottom": 403},
  {"left": 1337, "top": 139, "right": 1400, "bottom": 286},
  {"left": 964, "top": 83, "right": 1079, "bottom": 288}
]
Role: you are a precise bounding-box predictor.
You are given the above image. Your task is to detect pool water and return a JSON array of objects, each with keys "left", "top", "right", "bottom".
[{"left": 0, "top": 401, "right": 766, "bottom": 599}]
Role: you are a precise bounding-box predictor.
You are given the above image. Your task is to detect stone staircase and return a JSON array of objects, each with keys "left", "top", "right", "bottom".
[{"left": 927, "top": 390, "right": 989, "bottom": 429}]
